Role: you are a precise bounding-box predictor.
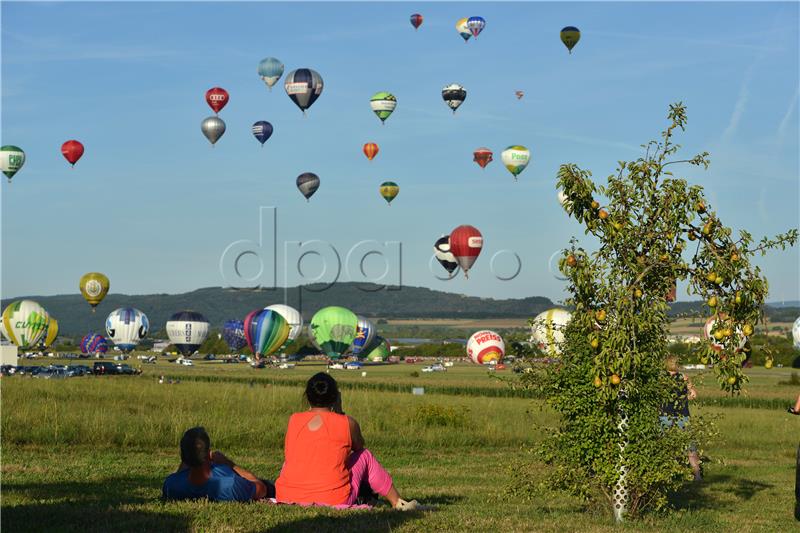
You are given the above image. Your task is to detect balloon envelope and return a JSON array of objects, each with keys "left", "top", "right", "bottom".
[
  {"left": 467, "top": 330, "right": 504, "bottom": 364},
  {"left": 222, "top": 319, "right": 248, "bottom": 352},
  {"left": 61, "top": 140, "right": 84, "bottom": 166},
  {"left": 1, "top": 145, "right": 25, "bottom": 182},
  {"left": 79, "top": 272, "right": 110, "bottom": 311},
  {"left": 350, "top": 316, "right": 377, "bottom": 356},
  {"left": 379, "top": 181, "right": 399, "bottom": 205},
  {"left": 530, "top": 309, "right": 572, "bottom": 356},
  {"left": 80, "top": 333, "right": 108, "bottom": 355},
  {"left": 501, "top": 145, "right": 531, "bottom": 180},
  {"left": 434, "top": 235, "right": 458, "bottom": 275},
  {"left": 410, "top": 13, "right": 423, "bottom": 29},
  {"left": 202, "top": 116, "right": 226, "bottom": 145},
  {"left": 309, "top": 306, "right": 358, "bottom": 359},
  {"left": 296, "top": 172, "right": 320, "bottom": 201},
  {"left": 449, "top": 225, "right": 483, "bottom": 277},
  {"left": 252, "top": 121, "right": 273, "bottom": 145},
  {"left": 370, "top": 92, "right": 397, "bottom": 124},
  {"left": 105, "top": 307, "right": 149, "bottom": 353},
  {"left": 366, "top": 337, "right": 391, "bottom": 361},
  {"left": 205, "top": 87, "right": 229, "bottom": 114},
  {"left": 793, "top": 317, "right": 800, "bottom": 349},
  {"left": 40, "top": 317, "right": 59, "bottom": 349},
  {"left": 257, "top": 57, "right": 285, "bottom": 90},
  {"left": 284, "top": 68, "right": 324, "bottom": 114},
  {"left": 560, "top": 26, "right": 581, "bottom": 53},
  {"left": 442, "top": 84, "right": 466, "bottom": 113},
  {"left": 244, "top": 309, "right": 290, "bottom": 358},
  {"left": 473, "top": 148, "right": 493, "bottom": 169},
  {"left": 1, "top": 300, "right": 49, "bottom": 349},
  {"left": 363, "top": 142, "right": 379, "bottom": 161},
  {"left": 455, "top": 18, "right": 471, "bottom": 41},
  {"left": 264, "top": 304, "right": 304, "bottom": 346},
  {"left": 467, "top": 16, "right": 486, "bottom": 37},
  {"left": 166, "top": 311, "right": 210, "bottom": 356}
]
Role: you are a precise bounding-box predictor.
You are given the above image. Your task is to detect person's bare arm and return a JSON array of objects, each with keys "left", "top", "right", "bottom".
[
  {"left": 685, "top": 375, "right": 697, "bottom": 400},
  {"left": 348, "top": 416, "right": 365, "bottom": 452},
  {"left": 212, "top": 451, "right": 268, "bottom": 500}
]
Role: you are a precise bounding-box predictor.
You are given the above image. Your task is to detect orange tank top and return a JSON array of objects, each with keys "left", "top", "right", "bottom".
[{"left": 275, "top": 411, "right": 352, "bottom": 505}]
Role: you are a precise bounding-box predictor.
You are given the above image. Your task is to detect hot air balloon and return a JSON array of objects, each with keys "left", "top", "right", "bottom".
[
  {"left": 363, "top": 142, "right": 379, "bottom": 161},
  {"left": 39, "top": 317, "right": 59, "bottom": 351},
  {"left": 501, "top": 145, "right": 530, "bottom": 180},
  {"left": 308, "top": 306, "right": 359, "bottom": 360},
  {"left": 284, "top": 68, "right": 324, "bottom": 115},
  {"left": 560, "top": 26, "right": 581, "bottom": 54},
  {"left": 252, "top": 121, "right": 273, "bottom": 146},
  {"left": 793, "top": 317, "right": 800, "bottom": 349},
  {"left": 703, "top": 316, "right": 746, "bottom": 352},
  {"left": 222, "top": 319, "right": 248, "bottom": 352},
  {"left": 1, "top": 300, "right": 49, "bottom": 349},
  {"left": 473, "top": 148, "right": 493, "bottom": 169},
  {"left": 265, "top": 304, "right": 304, "bottom": 347},
  {"left": 467, "top": 16, "right": 485, "bottom": 38},
  {"left": 515, "top": 91, "right": 524, "bottom": 100},
  {"left": 1, "top": 145, "right": 25, "bottom": 183},
  {"left": 257, "top": 57, "right": 285, "bottom": 91},
  {"left": 296, "top": 172, "right": 320, "bottom": 201},
  {"left": 79, "top": 272, "right": 110, "bottom": 312},
  {"left": 455, "top": 18, "right": 471, "bottom": 42},
  {"left": 205, "top": 87, "right": 229, "bottom": 114},
  {"left": 370, "top": 92, "right": 397, "bottom": 124},
  {"left": 530, "top": 309, "right": 572, "bottom": 356},
  {"left": 61, "top": 140, "right": 84, "bottom": 167},
  {"left": 366, "top": 337, "right": 391, "bottom": 362},
  {"left": 80, "top": 333, "right": 109, "bottom": 356},
  {"left": 201, "top": 116, "right": 226, "bottom": 146},
  {"left": 467, "top": 330, "right": 504, "bottom": 364},
  {"left": 244, "top": 308, "right": 290, "bottom": 360},
  {"left": 105, "top": 307, "right": 149, "bottom": 353},
  {"left": 166, "top": 311, "right": 210, "bottom": 357},
  {"left": 379, "top": 181, "right": 399, "bottom": 205},
  {"left": 442, "top": 84, "right": 467, "bottom": 114},
  {"left": 350, "top": 316, "right": 377, "bottom": 357},
  {"left": 449, "top": 225, "right": 483, "bottom": 278},
  {"left": 410, "top": 13, "right": 423, "bottom": 30},
  {"left": 434, "top": 235, "right": 458, "bottom": 275}
]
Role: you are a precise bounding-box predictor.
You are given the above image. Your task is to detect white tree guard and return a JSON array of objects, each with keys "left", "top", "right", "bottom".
[{"left": 613, "top": 408, "right": 629, "bottom": 522}]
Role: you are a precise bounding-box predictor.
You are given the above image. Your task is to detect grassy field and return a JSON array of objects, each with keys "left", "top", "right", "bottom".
[{"left": 2, "top": 361, "right": 799, "bottom": 532}]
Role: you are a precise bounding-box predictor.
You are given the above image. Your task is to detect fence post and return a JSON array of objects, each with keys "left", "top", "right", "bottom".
[{"left": 613, "top": 401, "right": 629, "bottom": 522}]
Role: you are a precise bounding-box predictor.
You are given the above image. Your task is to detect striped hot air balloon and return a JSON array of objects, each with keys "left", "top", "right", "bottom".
[
  {"left": 350, "top": 317, "right": 377, "bottom": 357},
  {"left": 244, "top": 309, "right": 290, "bottom": 359},
  {"left": 467, "top": 330, "right": 504, "bottom": 364},
  {"left": 80, "top": 333, "right": 109, "bottom": 356},
  {"left": 530, "top": 309, "right": 572, "bottom": 356},
  {"left": 166, "top": 311, "right": 210, "bottom": 357},
  {"left": 257, "top": 57, "right": 284, "bottom": 90},
  {"left": 40, "top": 317, "right": 59, "bottom": 350},
  {"left": 370, "top": 92, "right": 397, "bottom": 124},
  {"left": 284, "top": 68, "right": 324, "bottom": 115},
  {"left": 1, "top": 300, "right": 49, "bottom": 349},
  {"left": 363, "top": 142, "right": 379, "bottom": 161}
]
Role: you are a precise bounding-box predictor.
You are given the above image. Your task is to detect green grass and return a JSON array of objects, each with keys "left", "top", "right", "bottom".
[{"left": 2, "top": 362, "right": 799, "bottom": 532}]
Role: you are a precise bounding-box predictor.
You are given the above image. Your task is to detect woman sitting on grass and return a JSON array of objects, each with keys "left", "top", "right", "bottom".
[{"left": 275, "top": 372, "right": 419, "bottom": 510}]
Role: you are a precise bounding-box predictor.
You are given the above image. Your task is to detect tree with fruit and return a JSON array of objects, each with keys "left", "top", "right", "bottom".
[{"left": 519, "top": 103, "right": 797, "bottom": 519}]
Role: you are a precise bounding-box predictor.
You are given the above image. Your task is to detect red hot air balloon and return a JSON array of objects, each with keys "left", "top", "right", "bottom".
[
  {"left": 61, "top": 140, "right": 84, "bottom": 167},
  {"left": 449, "top": 225, "right": 483, "bottom": 278},
  {"left": 205, "top": 87, "right": 229, "bottom": 114},
  {"left": 473, "top": 147, "right": 493, "bottom": 169},
  {"left": 410, "top": 13, "right": 423, "bottom": 30},
  {"left": 363, "top": 142, "right": 379, "bottom": 161}
]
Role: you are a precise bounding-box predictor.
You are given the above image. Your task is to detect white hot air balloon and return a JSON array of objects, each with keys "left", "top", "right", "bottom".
[
  {"left": 166, "top": 311, "right": 210, "bottom": 357},
  {"left": 105, "top": 307, "right": 149, "bottom": 353},
  {"left": 500, "top": 145, "right": 531, "bottom": 180},
  {"left": 530, "top": 308, "right": 572, "bottom": 356},
  {"left": 466, "top": 330, "right": 505, "bottom": 364},
  {"left": 1, "top": 300, "right": 49, "bottom": 349},
  {"left": 265, "top": 304, "right": 304, "bottom": 345},
  {"left": 350, "top": 316, "right": 377, "bottom": 357},
  {"left": 793, "top": 317, "right": 800, "bottom": 350}
]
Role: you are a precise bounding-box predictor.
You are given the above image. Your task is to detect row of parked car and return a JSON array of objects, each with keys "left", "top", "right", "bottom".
[{"left": 1, "top": 362, "right": 142, "bottom": 378}]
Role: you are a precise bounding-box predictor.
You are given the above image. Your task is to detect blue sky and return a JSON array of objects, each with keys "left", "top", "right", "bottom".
[{"left": 1, "top": 1, "right": 798, "bottom": 303}]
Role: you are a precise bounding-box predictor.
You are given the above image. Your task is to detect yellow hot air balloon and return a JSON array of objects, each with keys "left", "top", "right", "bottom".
[
  {"left": 79, "top": 272, "right": 110, "bottom": 312},
  {"left": 41, "top": 317, "right": 59, "bottom": 349},
  {"left": 379, "top": 181, "right": 400, "bottom": 205}
]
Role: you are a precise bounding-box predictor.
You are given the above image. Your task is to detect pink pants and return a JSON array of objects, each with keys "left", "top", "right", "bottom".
[{"left": 344, "top": 448, "right": 393, "bottom": 506}]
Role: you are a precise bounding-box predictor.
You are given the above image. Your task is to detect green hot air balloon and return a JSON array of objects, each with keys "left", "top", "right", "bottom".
[
  {"left": 370, "top": 92, "right": 397, "bottom": 124},
  {"left": 308, "top": 306, "right": 358, "bottom": 360},
  {"left": 1, "top": 145, "right": 26, "bottom": 183},
  {"left": 560, "top": 26, "right": 581, "bottom": 54},
  {"left": 365, "top": 337, "right": 391, "bottom": 362},
  {"left": 379, "top": 181, "right": 399, "bottom": 205}
]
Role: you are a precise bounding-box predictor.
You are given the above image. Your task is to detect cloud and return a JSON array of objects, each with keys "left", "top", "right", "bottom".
[
  {"left": 721, "top": 65, "right": 753, "bottom": 142},
  {"left": 777, "top": 87, "right": 799, "bottom": 142},
  {"left": 2, "top": 31, "right": 179, "bottom": 63}
]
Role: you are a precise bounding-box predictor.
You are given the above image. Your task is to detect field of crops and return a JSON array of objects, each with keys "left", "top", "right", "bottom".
[{"left": 2, "top": 361, "right": 799, "bottom": 532}]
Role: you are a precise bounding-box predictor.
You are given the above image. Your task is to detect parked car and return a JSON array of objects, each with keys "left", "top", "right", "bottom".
[
  {"left": 93, "top": 362, "right": 119, "bottom": 375},
  {"left": 204, "top": 354, "right": 216, "bottom": 361},
  {"left": 278, "top": 363, "right": 295, "bottom": 369},
  {"left": 344, "top": 361, "right": 363, "bottom": 370},
  {"left": 143, "top": 356, "right": 157, "bottom": 364},
  {"left": 178, "top": 359, "right": 194, "bottom": 367},
  {"left": 1, "top": 365, "right": 16, "bottom": 376},
  {"left": 328, "top": 363, "right": 345, "bottom": 370},
  {"left": 115, "top": 364, "right": 138, "bottom": 375},
  {"left": 67, "top": 365, "right": 92, "bottom": 377}
]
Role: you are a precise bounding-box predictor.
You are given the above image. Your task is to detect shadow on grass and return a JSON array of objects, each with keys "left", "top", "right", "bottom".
[
  {"left": 264, "top": 508, "right": 418, "bottom": 533},
  {"left": 670, "top": 472, "right": 774, "bottom": 512},
  {"left": 2, "top": 476, "right": 187, "bottom": 533}
]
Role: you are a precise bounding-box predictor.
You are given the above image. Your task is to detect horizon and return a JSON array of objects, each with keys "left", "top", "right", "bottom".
[{"left": 2, "top": 2, "right": 798, "bottom": 304}]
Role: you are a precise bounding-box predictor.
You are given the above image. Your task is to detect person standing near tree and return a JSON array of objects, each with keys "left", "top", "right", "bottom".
[{"left": 660, "top": 355, "right": 702, "bottom": 481}]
